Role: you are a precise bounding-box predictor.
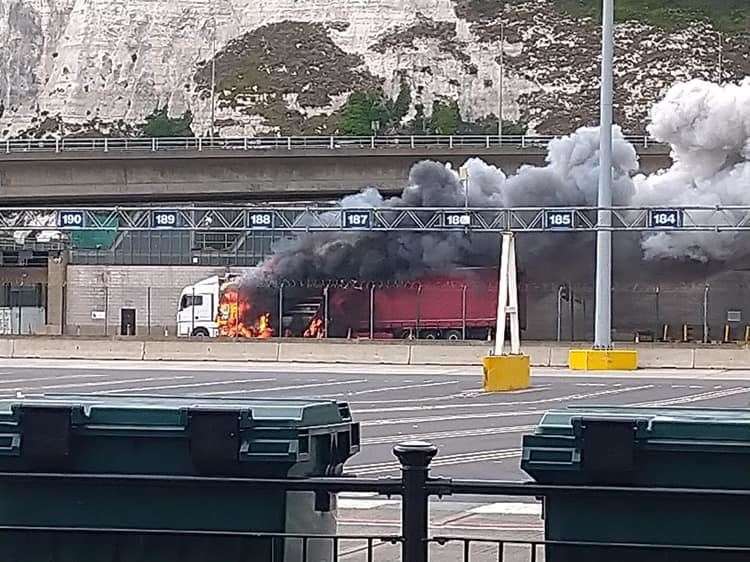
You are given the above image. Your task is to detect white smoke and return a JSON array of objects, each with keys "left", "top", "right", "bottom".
[{"left": 633, "top": 78, "right": 750, "bottom": 262}]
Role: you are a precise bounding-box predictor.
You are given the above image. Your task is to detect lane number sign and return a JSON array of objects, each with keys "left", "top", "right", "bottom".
[
  {"left": 248, "top": 211, "right": 274, "bottom": 229},
  {"left": 648, "top": 209, "right": 683, "bottom": 229},
  {"left": 343, "top": 210, "right": 371, "bottom": 229},
  {"left": 152, "top": 210, "right": 178, "bottom": 228},
  {"left": 544, "top": 210, "right": 574, "bottom": 230},
  {"left": 443, "top": 212, "right": 472, "bottom": 228},
  {"left": 57, "top": 210, "right": 85, "bottom": 228}
]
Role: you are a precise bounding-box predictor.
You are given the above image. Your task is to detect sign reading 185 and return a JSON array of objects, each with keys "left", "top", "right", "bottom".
[
  {"left": 648, "top": 209, "right": 683, "bottom": 229},
  {"left": 544, "top": 210, "right": 575, "bottom": 230}
]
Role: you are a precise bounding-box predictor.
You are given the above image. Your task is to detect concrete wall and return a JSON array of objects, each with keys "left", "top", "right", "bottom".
[
  {"left": 3, "top": 337, "right": 750, "bottom": 369},
  {"left": 64, "top": 265, "right": 244, "bottom": 336},
  {"left": 0, "top": 146, "right": 672, "bottom": 204}
]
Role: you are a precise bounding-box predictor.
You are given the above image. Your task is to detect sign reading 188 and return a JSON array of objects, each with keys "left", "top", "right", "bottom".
[{"left": 249, "top": 212, "right": 274, "bottom": 228}]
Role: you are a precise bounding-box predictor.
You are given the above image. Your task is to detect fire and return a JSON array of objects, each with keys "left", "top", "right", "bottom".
[
  {"left": 217, "top": 283, "right": 273, "bottom": 339},
  {"left": 304, "top": 316, "right": 324, "bottom": 338}
]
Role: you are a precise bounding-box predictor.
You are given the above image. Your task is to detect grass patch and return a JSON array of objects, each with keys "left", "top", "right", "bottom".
[{"left": 554, "top": 0, "right": 749, "bottom": 33}]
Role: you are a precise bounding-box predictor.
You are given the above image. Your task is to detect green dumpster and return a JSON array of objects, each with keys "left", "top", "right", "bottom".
[
  {"left": 0, "top": 394, "right": 360, "bottom": 562},
  {"left": 522, "top": 406, "right": 750, "bottom": 562}
]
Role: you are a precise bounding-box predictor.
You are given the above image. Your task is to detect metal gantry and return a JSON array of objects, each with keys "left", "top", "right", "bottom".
[{"left": 4, "top": 205, "right": 750, "bottom": 233}]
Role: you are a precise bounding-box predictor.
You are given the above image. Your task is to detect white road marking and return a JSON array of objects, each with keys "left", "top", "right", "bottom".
[
  {"left": 0, "top": 374, "right": 109, "bottom": 387},
  {"left": 355, "top": 385, "right": 654, "bottom": 415},
  {"left": 362, "top": 409, "right": 544, "bottom": 427},
  {"left": 363, "top": 425, "right": 536, "bottom": 446},
  {"left": 0, "top": 376, "right": 194, "bottom": 393},
  {"left": 100, "top": 378, "right": 277, "bottom": 394},
  {"left": 346, "top": 380, "right": 459, "bottom": 396},
  {"left": 575, "top": 383, "right": 608, "bottom": 387},
  {"left": 633, "top": 386, "right": 750, "bottom": 407},
  {"left": 469, "top": 502, "right": 542, "bottom": 516},
  {"left": 337, "top": 499, "right": 399, "bottom": 510},
  {"left": 349, "top": 448, "right": 521, "bottom": 475},
  {"left": 197, "top": 378, "right": 370, "bottom": 396}
]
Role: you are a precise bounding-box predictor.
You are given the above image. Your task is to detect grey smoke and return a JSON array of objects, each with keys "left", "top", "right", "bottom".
[{"left": 253, "top": 78, "right": 750, "bottom": 284}]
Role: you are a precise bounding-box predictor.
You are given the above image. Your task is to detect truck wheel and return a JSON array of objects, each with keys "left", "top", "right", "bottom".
[
  {"left": 444, "top": 330, "right": 463, "bottom": 341},
  {"left": 191, "top": 327, "right": 210, "bottom": 338},
  {"left": 421, "top": 330, "right": 439, "bottom": 340}
]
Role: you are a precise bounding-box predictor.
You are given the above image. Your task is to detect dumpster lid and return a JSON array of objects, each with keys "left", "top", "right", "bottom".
[
  {"left": 0, "top": 393, "right": 354, "bottom": 428},
  {"left": 535, "top": 406, "right": 750, "bottom": 441}
]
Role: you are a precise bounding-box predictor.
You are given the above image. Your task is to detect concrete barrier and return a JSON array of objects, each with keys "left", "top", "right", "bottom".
[
  {"left": 0, "top": 339, "right": 13, "bottom": 358},
  {"left": 278, "top": 342, "right": 410, "bottom": 364},
  {"left": 143, "top": 340, "right": 279, "bottom": 362},
  {"left": 637, "top": 347, "right": 695, "bottom": 369},
  {"left": 693, "top": 348, "right": 750, "bottom": 370},
  {"left": 409, "top": 344, "right": 491, "bottom": 366},
  {"left": 549, "top": 346, "right": 572, "bottom": 368},
  {"left": 524, "top": 345, "right": 552, "bottom": 367},
  {"left": 12, "top": 338, "right": 145, "bottom": 360}
]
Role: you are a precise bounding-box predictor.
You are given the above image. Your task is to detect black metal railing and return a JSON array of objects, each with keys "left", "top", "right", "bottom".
[{"left": 2, "top": 441, "right": 750, "bottom": 561}]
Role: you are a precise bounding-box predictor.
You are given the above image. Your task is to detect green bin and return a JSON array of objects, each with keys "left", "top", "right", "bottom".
[
  {"left": 522, "top": 406, "right": 750, "bottom": 562},
  {"left": 0, "top": 394, "right": 360, "bottom": 562}
]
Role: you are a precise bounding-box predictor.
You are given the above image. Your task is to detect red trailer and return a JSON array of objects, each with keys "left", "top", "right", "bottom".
[{"left": 324, "top": 268, "right": 526, "bottom": 340}]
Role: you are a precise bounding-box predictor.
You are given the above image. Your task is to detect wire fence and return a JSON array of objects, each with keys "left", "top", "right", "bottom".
[{"left": 1, "top": 134, "right": 664, "bottom": 155}]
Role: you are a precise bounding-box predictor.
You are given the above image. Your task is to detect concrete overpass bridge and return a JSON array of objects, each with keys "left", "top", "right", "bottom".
[{"left": 0, "top": 135, "right": 671, "bottom": 204}]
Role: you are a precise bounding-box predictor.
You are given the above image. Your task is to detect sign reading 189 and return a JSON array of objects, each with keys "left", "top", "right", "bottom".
[{"left": 152, "top": 211, "right": 178, "bottom": 228}]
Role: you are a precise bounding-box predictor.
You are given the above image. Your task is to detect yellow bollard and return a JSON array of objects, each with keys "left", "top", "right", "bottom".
[
  {"left": 482, "top": 355, "right": 530, "bottom": 392},
  {"left": 568, "top": 349, "right": 638, "bottom": 371}
]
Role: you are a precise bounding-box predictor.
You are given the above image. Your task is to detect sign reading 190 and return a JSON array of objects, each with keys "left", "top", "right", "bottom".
[
  {"left": 648, "top": 209, "right": 683, "bottom": 229},
  {"left": 57, "top": 210, "right": 85, "bottom": 228},
  {"left": 152, "top": 211, "right": 178, "bottom": 228}
]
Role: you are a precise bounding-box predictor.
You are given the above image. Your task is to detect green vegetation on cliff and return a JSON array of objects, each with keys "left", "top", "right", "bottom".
[
  {"left": 555, "top": 0, "right": 748, "bottom": 32},
  {"left": 141, "top": 107, "right": 194, "bottom": 137}
]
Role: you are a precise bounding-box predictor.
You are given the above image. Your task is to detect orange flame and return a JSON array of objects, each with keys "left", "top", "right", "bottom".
[
  {"left": 217, "top": 284, "right": 274, "bottom": 339},
  {"left": 304, "top": 316, "right": 324, "bottom": 338}
]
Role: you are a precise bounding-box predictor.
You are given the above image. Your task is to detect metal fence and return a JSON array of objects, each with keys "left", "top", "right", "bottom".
[
  {"left": 4, "top": 442, "right": 750, "bottom": 562},
  {"left": 55, "top": 278, "right": 750, "bottom": 343},
  {"left": 1, "top": 134, "right": 662, "bottom": 155}
]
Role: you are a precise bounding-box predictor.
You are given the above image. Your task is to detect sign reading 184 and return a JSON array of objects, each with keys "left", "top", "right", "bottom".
[{"left": 648, "top": 209, "right": 683, "bottom": 229}]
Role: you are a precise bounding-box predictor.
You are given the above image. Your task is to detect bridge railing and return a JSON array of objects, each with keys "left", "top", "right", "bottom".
[
  {"left": 0, "top": 441, "right": 747, "bottom": 562},
  {"left": 2, "top": 134, "right": 660, "bottom": 155}
]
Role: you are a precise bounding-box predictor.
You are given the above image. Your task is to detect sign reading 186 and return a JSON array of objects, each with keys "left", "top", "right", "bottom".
[
  {"left": 443, "top": 212, "right": 472, "bottom": 228},
  {"left": 648, "top": 209, "right": 683, "bottom": 229}
]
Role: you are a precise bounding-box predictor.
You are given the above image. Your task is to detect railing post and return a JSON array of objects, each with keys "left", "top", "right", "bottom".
[
  {"left": 644, "top": 136, "right": 649, "bottom": 148},
  {"left": 151, "top": 138, "right": 156, "bottom": 152},
  {"left": 410, "top": 135, "right": 415, "bottom": 149},
  {"left": 55, "top": 138, "right": 60, "bottom": 153},
  {"left": 330, "top": 136, "right": 334, "bottom": 149},
  {"left": 103, "top": 137, "right": 108, "bottom": 153},
  {"left": 521, "top": 135, "right": 526, "bottom": 149},
  {"left": 394, "top": 441, "right": 437, "bottom": 562},
  {"left": 486, "top": 135, "right": 490, "bottom": 148},
  {"left": 449, "top": 135, "right": 453, "bottom": 149},
  {"left": 370, "top": 136, "right": 375, "bottom": 149},
  {"left": 287, "top": 136, "right": 292, "bottom": 150},
  {"left": 5, "top": 139, "right": 10, "bottom": 154},
  {"left": 198, "top": 137, "right": 203, "bottom": 152},
  {"left": 244, "top": 137, "right": 248, "bottom": 150}
]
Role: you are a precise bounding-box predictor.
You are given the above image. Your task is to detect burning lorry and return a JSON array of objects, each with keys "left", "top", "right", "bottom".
[{"left": 177, "top": 268, "right": 526, "bottom": 340}]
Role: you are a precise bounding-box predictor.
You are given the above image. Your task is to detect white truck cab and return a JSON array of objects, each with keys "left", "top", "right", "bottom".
[{"left": 177, "top": 275, "right": 226, "bottom": 337}]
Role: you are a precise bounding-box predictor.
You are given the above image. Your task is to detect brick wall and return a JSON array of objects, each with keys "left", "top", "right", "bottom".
[{"left": 64, "top": 265, "right": 253, "bottom": 336}]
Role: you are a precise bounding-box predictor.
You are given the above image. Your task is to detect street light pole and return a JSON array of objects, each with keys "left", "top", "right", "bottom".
[
  {"left": 497, "top": 22, "right": 504, "bottom": 143},
  {"left": 594, "top": 0, "right": 614, "bottom": 349},
  {"left": 210, "top": 17, "right": 217, "bottom": 140}
]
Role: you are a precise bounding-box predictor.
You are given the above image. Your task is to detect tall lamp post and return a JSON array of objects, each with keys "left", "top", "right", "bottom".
[{"left": 593, "top": 0, "right": 614, "bottom": 349}]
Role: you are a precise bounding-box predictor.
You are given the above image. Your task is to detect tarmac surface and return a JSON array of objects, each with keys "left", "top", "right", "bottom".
[{"left": 2, "top": 358, "right": 749, "bottom": 561}]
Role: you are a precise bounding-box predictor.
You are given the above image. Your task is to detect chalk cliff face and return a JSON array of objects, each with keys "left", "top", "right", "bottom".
[{"left": 1, "top": 0, "right": 747, "bottom": 137}]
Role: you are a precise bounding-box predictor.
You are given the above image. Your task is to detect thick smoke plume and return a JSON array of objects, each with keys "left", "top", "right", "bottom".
[{"left": 248, "top": 78, "right": 750, "bottom": 287}]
